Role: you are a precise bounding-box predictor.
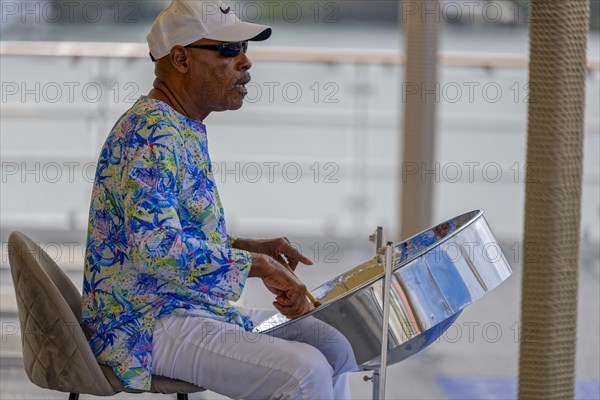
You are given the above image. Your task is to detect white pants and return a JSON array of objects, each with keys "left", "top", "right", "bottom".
[{"left": 152, "top": 309, "right": 358, "bottom": 400}]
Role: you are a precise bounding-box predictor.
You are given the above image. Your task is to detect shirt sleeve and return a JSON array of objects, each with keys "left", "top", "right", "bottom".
[
  {"left": 121, "top": 127, "right": 251, "bottom": 301},
  {"left": 226, "top": 234, "right": 238, "bottom": 248}
]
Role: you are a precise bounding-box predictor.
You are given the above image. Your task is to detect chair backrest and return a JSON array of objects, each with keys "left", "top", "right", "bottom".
[{"left": 8, "top": 231, "right": 115, "bottom": 396}]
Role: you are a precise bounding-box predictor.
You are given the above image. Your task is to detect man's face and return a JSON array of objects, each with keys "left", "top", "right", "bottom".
[{"left": 186, "top": 39, "right": 252, "bottom": 114}]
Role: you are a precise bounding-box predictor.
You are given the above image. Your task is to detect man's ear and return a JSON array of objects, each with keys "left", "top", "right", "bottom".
[{"left": 169, "top": 46, "right": 191, "bottom": 73}]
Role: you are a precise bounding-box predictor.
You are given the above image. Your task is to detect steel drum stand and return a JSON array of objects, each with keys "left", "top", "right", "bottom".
[{"left": 364, "top": 227, "right": 393, "bottom": 400}]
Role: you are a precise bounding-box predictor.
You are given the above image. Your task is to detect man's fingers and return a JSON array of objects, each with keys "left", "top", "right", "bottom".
[
  {"left": 288, "top": 247, "right": 314, "bottom": 265},
  {"left": 298, "top": 253, "right": 314, "bottom": 265},
  {"left": 275, "top": 294, "right": 290, "bottom": 305},
  {"left": 264, "top": 249, "right": 311, "bottom": 318},
  {"left": 273, "top": 302, "right": 297, "bottom": 319},
  {"left": 281, "top": 245, "right": 313, "bottom": 267},
  {"left": 274, "top": 301, "right": 309, "bottom": 319},
  {"left": 287, "top": 254, "right": 313, "bottom": 270},
  {"left": 273, "top": 286, "right": 310, "bottom": 319},
  {"left": 273, "top": 302, "right": 285, "bottom": 315},
  {"left": 267, "top": 237, "right": 314, "bottom": 271}
]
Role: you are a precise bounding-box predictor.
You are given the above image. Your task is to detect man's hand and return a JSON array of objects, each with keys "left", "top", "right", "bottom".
[
  {"left": 249, "top": 253, "right": 310, "bottom": 319},
  {"left": 233, "top": 237, "right": 313, "bottom": 271}
]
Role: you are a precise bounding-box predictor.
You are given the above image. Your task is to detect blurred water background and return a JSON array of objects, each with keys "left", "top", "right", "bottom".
[{"left": 1, "top": 1, "right": 599, "bottom": 399}]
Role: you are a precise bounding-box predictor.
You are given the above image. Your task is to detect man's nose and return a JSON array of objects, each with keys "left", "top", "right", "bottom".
[{"left": 237, "top": 52, "right": 252, "bottom": 71}]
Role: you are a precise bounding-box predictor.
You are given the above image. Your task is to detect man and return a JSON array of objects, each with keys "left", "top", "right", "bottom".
[{"left": 81, "top": 1, "right": 357, "bottom": 398}]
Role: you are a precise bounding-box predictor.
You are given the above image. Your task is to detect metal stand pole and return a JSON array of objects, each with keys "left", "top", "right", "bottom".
[
  {"left": 366, "top": 227, "right": 393, "bottom": 400},
  {"left": 377, "top": 242, "right": 394, "bottom": 399},
  {"left": 371, "top": 369, "right": 381, "bottom": 399}
]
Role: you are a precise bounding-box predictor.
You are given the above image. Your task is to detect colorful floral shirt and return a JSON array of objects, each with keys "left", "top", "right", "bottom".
[{"left": 82, "top": 96, "right": 253, "bottom": 391}]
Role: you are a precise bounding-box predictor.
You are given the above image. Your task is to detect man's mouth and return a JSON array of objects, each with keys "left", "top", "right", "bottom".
[
  {"left": 234, "top": 84, "right": 248, "bottom": 96},
  {"left": 234, "top": 75, "right": 251, "bottom": 92}
]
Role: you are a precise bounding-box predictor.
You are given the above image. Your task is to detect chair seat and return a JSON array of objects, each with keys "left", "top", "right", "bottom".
[{"left": 100, "top": 366, "right": 204, "bottom": 394}]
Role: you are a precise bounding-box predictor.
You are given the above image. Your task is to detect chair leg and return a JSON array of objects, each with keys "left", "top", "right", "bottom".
[
  {"left": 176, "top": 394, "right": 189, "bottom": 400},
  {"left": 68, "top": 394, "right": 79, "bottom": 400}
]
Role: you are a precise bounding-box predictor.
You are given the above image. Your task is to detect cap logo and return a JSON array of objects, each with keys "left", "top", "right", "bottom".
[{"left": 220, "top": 6, "right": 231, "bottom": 14}]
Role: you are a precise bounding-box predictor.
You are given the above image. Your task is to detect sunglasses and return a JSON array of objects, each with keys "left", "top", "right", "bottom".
[{"left": 185, "top": 41, "right": 249, "bottom": 58}]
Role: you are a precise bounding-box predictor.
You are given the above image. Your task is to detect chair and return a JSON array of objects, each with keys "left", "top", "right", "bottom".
[{"left": 8, "top": 231, "right": 205, "bottom": 400}]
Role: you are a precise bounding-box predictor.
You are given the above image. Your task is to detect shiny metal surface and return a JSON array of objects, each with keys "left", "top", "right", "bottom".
[{"left": 253, "top": 210, "right": 513, "bottom": 370}]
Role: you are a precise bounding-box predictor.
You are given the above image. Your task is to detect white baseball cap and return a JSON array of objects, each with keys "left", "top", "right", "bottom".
[{"left": 147, "top": 0, "right": 272, "bottom": 61}]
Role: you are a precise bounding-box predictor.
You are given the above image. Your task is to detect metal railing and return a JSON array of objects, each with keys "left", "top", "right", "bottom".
[{"left": 2, "top": 40, "right": 600, "bottom": 70}]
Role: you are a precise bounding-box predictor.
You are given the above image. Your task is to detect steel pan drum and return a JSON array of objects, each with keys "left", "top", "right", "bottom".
[{"left": 253, "top": 210, "right": 513, "bottom": 369}]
